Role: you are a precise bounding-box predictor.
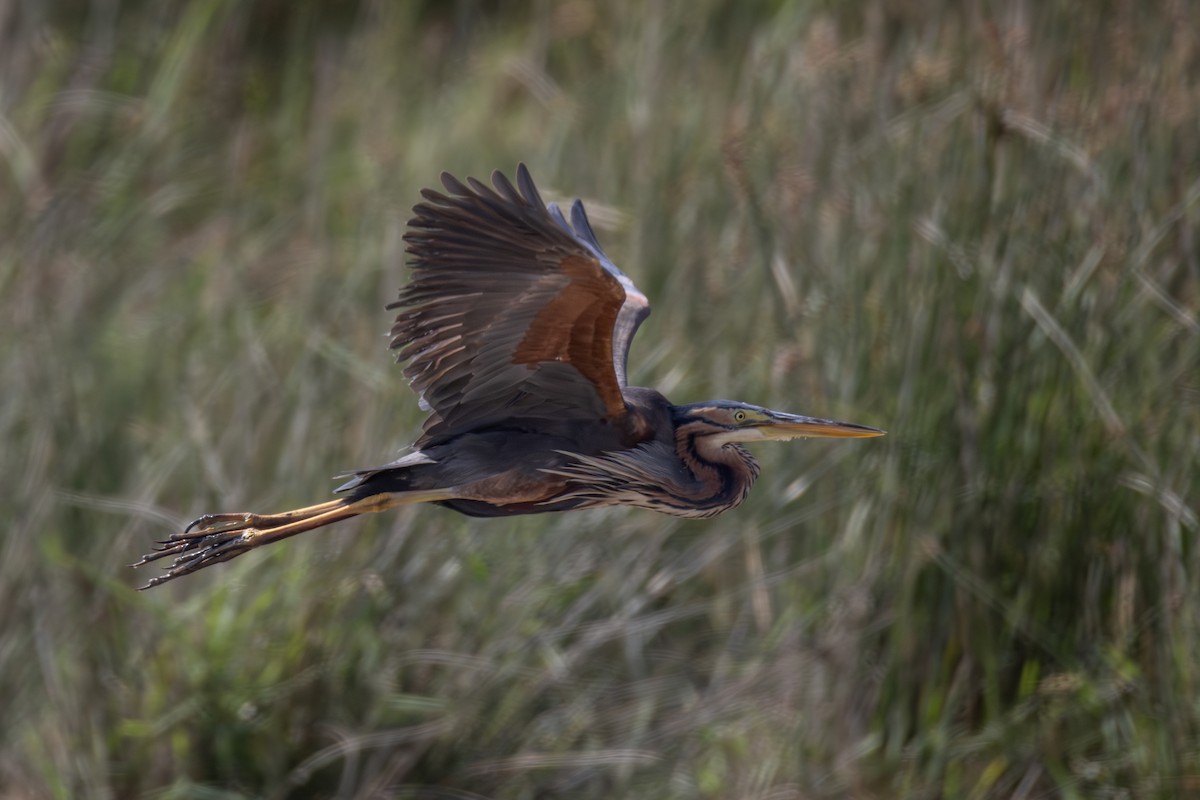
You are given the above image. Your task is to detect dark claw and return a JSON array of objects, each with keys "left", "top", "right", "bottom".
[
  {"left": 184, "top": 514, "right": 215, "bottom": 533},
  {"left": 174, "top": 513, "right": 256, "bottom": 540}
]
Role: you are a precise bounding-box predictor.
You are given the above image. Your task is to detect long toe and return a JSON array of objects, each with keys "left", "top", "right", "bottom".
[{"left": 136, "top": 530, "right": 254, "bottom": 589}]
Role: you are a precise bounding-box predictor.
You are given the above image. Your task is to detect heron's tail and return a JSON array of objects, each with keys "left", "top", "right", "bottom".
[
  {"left": 333, "top": 449, "right": 437, "bottom": 495},
  {"left": 132, "top": 486, "right": 456, "bottom": 589}
]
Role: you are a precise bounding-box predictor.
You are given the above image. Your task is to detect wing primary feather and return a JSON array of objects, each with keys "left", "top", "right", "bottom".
[
  {"left": 489, "top": 168, "right": 524, "bottom": 206},
  {"left": 569, "top": 199, "right": 602, "bottom": 252},
  {"left": 515, "top": 163, "right": 544, "bottom": 208},
  {"left": 439, "top": 171, "right": 471, "bottom": 196},
  {"left": 547, "top": 203, "right": 577, "bottom": 240},
  {"left": 466, "top": 175, "right": 496, "bottom": 198}
]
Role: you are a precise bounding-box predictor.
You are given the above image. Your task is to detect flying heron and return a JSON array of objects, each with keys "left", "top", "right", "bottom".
[{"left": 135, "top": 165, "right": 883, "bottom": 588}]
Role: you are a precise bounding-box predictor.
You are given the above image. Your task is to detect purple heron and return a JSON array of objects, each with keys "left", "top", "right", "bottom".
[{"left": 135, "top": 165, "right": 883, "bottom": 588}]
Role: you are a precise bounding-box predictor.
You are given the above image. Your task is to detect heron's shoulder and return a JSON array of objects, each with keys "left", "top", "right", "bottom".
[
  {"left": 620, "top": 386, "right": 673, "bottom": 413},
  {"left": 613, "top": 386, "right": 675, "bottom": 444}
]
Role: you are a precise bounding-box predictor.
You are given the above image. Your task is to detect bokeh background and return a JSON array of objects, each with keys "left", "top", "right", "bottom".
[{"left": 3, "top": 1, "right": 1200, "bottom": 797}]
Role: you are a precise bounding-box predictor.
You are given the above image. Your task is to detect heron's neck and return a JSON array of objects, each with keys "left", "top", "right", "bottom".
[{"left": 674, "top": 422, "right": 761, "bottom": 516}]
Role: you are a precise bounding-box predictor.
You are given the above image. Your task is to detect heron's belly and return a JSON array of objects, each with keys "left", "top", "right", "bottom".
[
  {"left": 435, "top": 497, "right": 585, "bottom": 518},
  {"left": 431, "top": 461, "right": 582, "bottom": 518}
]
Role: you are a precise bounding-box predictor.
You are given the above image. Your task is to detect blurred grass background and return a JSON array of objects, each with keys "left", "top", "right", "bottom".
[{"left": 2, "top": 0, "right": 1199, "bottom": 797}]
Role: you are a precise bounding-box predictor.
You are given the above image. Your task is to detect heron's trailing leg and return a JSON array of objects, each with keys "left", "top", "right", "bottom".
[
  {"left": 132, "top": 490, "right": 455, "bottom": 589},
  {"left": 177, "top": 498, "right": 351, "bottom": 539}
]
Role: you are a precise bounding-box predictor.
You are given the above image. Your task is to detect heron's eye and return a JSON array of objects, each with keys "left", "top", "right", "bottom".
[{"left": 733, "top": 410, "right": 747, "bottom": 423}]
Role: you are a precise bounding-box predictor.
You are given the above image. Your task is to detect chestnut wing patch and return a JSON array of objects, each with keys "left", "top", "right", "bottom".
[{"left": 511, "top": 255, "right": 625, "bottom": 418}]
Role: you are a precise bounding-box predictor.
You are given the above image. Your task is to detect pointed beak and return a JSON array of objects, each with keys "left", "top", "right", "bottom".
[{"left": 759, "top": 412, "right": 886, "bottom": 441}]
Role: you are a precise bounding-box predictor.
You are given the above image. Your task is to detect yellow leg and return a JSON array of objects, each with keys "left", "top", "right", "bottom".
[
  {"left": 174, "top": 498, "right": 350, "bottom": 539},
  {"left": 133, "top": 490, "right": 456, "bottom": 589}
]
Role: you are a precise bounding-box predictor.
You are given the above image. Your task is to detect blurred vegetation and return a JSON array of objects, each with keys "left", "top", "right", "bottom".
[{"left": 2, "top": 0, "right": 1199, "bottom": 797}]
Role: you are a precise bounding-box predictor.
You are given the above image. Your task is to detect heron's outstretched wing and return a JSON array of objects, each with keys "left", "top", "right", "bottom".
[{"left": 391, "top": 164, "right": 651, "bottom": 446}]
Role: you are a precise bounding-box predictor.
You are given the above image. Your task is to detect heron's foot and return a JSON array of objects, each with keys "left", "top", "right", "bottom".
[
  {"left": 132, "top": 499, "right": 350, "bottom": 589},
  {"left": 131, "top": 513, "right": 277, "bottom": 589}
]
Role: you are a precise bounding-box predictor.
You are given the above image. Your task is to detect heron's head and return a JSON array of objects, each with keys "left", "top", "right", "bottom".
[{"left": 673, "top": 400, "right": 885, "bottom": 445}]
